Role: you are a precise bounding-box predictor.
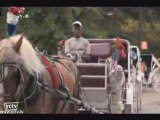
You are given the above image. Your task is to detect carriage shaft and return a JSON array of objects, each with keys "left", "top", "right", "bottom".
[{"left": 37, "top": 82, "right": 104, "bottom": 114}]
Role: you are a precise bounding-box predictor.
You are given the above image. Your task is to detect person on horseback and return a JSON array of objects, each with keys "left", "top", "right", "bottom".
[
  {"left": 64, "top": 21, "right": 91, "bottom": 63},
  {"left": 6, "top": 7, "right": 25, "bottom": 37}
]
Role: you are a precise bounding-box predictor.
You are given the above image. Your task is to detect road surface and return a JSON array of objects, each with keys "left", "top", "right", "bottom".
[{"left": 140, "top": 87, "right": 160, "bottom": 114}]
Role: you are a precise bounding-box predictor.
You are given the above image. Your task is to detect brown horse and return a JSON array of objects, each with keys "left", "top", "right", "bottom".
[{"left": 0, "top": 34, "right": 80, "bottom": 114}]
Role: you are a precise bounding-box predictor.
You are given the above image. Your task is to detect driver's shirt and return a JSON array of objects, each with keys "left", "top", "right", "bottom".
[{"left": 65, "top": 37, "right": 91, "bottom": 54}]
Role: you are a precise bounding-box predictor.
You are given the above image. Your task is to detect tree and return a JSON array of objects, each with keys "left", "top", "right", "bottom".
[{"left": 0, "top": 7, "right": 160, "bottom": 57}]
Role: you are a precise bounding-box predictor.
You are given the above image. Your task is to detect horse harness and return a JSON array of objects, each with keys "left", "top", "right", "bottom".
[
  {"left": 0, "top": 62, "right": 40, "bottom": 109},
  {"left": 0, "top": 58, "right": 72, "bottom": 111}
]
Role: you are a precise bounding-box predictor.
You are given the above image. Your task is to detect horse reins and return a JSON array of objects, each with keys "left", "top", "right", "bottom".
[
  {"left": 0, "top": 46, "right": 77, "bottom": 112},
  {"left": 0, "top": 61, "right": 43, "bottom": 111}
]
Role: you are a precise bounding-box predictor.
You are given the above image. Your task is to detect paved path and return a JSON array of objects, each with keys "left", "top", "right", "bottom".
[{"left": 140, "top": 87, "right": 160, "bottom": 114}]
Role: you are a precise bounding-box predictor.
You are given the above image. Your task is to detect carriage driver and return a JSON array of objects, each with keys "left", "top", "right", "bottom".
[{"left": 64, "top": 21, "right": 91, "bottom": 62}]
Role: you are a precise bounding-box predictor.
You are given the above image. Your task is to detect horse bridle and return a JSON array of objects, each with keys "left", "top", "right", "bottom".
[
  {"left": 0, "top": 47, "right": 76, "bottom": 112},
  {"left": 0, "top": 61, "right": 41, "bottom": 110}
]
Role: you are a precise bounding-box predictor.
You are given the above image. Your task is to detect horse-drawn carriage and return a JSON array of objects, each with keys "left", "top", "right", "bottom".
[
  {"left": 77, "top": 39, "right": 142, "bottom": 114},
  {"left": 0, "top": 34, "right": 143, "bottom": 114},
  {"left": 140, "top": 54, "right": 160, "bottom": 92}
]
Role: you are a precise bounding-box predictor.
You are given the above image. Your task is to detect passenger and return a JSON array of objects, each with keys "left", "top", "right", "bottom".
[
  {"left": 111, "top": 37, "right": 127, "bottom": 73},
  {"left": 130, "top": 49, "right": 137, "bottom": 60},
  {"left": 141, "top": 61, "right": 147, "bottom": 83},
  {"left": 137, "top": 60, "right": 147, "bottom": 83},
  {"left": 130, "top": 49, "right": 137, "bottom": 67}
]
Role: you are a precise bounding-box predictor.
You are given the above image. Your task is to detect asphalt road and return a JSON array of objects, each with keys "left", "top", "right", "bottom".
[{"left": 140, "top": 87, "right": 160, "bottom": 114}]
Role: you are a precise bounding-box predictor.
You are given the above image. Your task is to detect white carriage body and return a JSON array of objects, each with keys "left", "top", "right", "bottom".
[{"left": 77, "top": 39, "right": 142, "bottom": 114}]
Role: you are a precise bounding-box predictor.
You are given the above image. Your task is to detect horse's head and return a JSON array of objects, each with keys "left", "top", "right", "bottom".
[
  {"left": 0, "top": 35, "right": 24, "bottom": 102},
  {"left": 0, "top": 35, "right": 80, "bottom": 113},
  {"left": 0, "top": 34, "right": 45, "bottom": 104}
]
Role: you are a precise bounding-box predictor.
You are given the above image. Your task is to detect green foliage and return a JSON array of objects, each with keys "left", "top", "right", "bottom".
[{"left": 0, "top": 7, "right": 160, "bottom": 57}]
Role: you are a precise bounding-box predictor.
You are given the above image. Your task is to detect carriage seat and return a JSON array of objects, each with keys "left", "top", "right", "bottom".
[
  {"left": 77, "top": 42, "right": 111, "bottom": 73},
  {"left": 77, "top": 42, "right": 111, "bottom": 78},
  {"left": 90, "top": 43, "right": 111, "bottom": 63},
  {"left": 77, "top": 43, "right": 111, "bottom": 88}
]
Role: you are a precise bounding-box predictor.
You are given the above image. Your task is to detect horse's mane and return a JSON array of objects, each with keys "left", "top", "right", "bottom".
[{"left": 1, "top": 34, "right": 45, "bottom": 75}]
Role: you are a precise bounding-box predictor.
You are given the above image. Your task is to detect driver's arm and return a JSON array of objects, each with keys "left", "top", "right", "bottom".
[
  {"left": 86, "top": 41, "right": 91, "bottom": 55},
  {"left": 64, "top": 40, "right": 70, "bottom": 54},
  {"left": 82, "top": 40, "right": 91, "bottom": 62}
]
